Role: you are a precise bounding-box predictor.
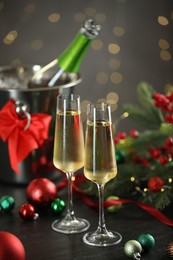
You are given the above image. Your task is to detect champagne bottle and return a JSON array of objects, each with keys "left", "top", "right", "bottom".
[{"left": 28, "top": 19, "right": 101, "bottom": 88}]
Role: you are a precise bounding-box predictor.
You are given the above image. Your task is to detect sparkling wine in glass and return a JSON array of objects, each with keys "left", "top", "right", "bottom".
[
  {"left": 83, "top": 102, "right": 122, "bottom": 246},
  {"left": 52, "top": 94, "right": 90, "bottom": 234}
]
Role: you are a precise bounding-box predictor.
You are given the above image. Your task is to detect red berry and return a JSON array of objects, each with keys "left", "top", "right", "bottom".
[
  {"left": 114, "top": 136, "right": 120, "bottom": 144},
  {"left": 149, "top": 148, "right": 160, "bottom": 159},
  {"left": 140, "top": 158, "right": 149, "bottom": 167},
  {"left": 159, "top": 155, "right": 168, "bottom": 165},
  {"left": 130, "top": 129, "right": 139, "bottom": 138},
  {"left": 165, "top": 137, "right": 173, "bottom": 147},
  {"left": 118, "top": 131, "right": 126, "bottom": 139}
]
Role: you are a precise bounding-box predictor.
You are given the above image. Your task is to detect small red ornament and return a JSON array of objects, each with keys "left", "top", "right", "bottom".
[
  {"left": 148, "top": 177, "right": 164, "bottom": 192},
  {"left": 26, "top": 178, "right": 57, "bottom": 207},
  {"left": 19, "top": 203, "right": 39, "bottom": 220},
  {"left": 0, "top": 231, "right": 25, "bottom": 260},
  {"left": 130, "top": 129, "right": 139, "bottom": 138},
  {"left": 140, "top": 158, "right": 149, "bottom": 167},
  {"left": 166, "top": 137, "right": 173, "bottom": 146},
  {"left": 114, "top": 136, "right": 120, "bottom": 144},
  {"left": 118, "top": 131, "right": 127, "bottom": 139},
  {"left": 149, "top": 148, "right": 160, "bottom": 159},
  {"left": 159, "top": 155, "right": 168, "bottom": 165}
]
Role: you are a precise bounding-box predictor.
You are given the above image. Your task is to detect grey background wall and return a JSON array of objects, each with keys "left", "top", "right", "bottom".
[{"left": 0, "top": 0, "right": 173, "bottom": 132}]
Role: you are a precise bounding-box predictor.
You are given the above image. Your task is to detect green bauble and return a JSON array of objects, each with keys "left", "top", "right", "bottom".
[
  {"left": 138, "top": 233, "right": 155, "bottom": 251},
  {"left": 0, "top": 196, "right": 15, "bottom": 212},
  {"left": 124, "top": 240, "right": 142, "bottom": 259},
  {"left": 116, "top": 150, "right": 126, "bottom": 164},
  {"left": 51, "top": 198, "right": 66, "bottom": 215}
]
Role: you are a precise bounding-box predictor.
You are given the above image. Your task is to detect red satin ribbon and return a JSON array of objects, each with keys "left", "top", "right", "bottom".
[
  {"left": 57, "top": 174, "right": 173, "bottom": 227},
  {"left": 0, "top": 99, "right": 52, "bottom": 174}
]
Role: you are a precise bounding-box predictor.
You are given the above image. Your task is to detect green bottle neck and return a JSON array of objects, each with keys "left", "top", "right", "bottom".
[{"left": 58, "top": 33, "right": 92, "bottom": 73}]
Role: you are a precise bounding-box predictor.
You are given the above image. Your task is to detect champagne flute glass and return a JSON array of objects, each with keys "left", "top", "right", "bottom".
[
  {"left": 83, "top": 102, "right": 122, "bottom": 246},
  {"left": 52, "top": 94, "right": 90, "bottom": 234}
]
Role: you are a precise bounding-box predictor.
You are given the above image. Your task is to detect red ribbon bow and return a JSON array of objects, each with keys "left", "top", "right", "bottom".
[{"left": 0, "top": 99, "right": 52, "bottom": 174}]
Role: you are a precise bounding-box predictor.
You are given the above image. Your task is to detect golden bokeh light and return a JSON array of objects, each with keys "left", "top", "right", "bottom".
[
  {"left": 130, "top": 177, "right": 135, "bottom": 182},
  {"left": 74, "top": 12, "right": 86, "bottom": 23},
  {"left": 110, "top": 72, "right": 123, "bottom": 84},
  {"left": 158, "top": 16, "right": 169, "bottom": 25},
  {"left": 48, "top": 13, "right": 61, "bottom": 23},
  {"left": 160, "top": 50, "right": 172, "bottom": 61},
  {"left": 91, "top": 39, "right": 103, "bottom": 50},
  {"left": 159, "top": 39, "right": 170, "bottom": 49},
  {"left": 3, "top": 30, "right": 18, "bottom": 45},
  {"left": 106, "top": 92, "right": 119, "bottom": 111},
  {"left": 24, "top": 3, "right": 36, "bottom": 13},
  {"left": 31, "top": 39, "right": 44, "bottom": 50},
  {"left": 109, "top": 58, "right": 121, "bottom": 70},
  {"left": 108, "top": 43, "right": 120, "bottom": 54},
  {"left": 81, "top": 100, "right": 91, "bottom": 113},
  {"left": 97, "top": 98, "right": 106, "bottom": 103},
  {"left": 106, "top": 92, "right": 119, "bottom": 103},
  {"left": 168, "top": 178, "right": 173, "bottom": 183},
  {"left": 96, "top": 72, "right": 109, "bottom": 85},
  {"left": 113, "top": 26, "right": 125, "bottom": 37}
]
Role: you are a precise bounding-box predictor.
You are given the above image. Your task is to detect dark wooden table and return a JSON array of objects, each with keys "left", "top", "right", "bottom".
[{"left": 0, "top": 180, "right": 172, "bottom": 260}]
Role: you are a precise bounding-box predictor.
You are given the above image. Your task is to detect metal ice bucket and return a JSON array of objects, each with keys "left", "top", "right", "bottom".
[{"left": 0, "top": 65, "right": 81, "bottom": 184}]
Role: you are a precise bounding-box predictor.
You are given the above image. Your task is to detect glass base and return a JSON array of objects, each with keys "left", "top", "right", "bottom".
[
  {"left": 52, "top": 217, "right": 90, "bottom": 234},
  {"left": 83, "top": 230, "right": 122, "bottom": 247}
]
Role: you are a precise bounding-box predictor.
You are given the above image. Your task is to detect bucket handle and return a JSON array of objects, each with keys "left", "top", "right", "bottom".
[{"left": 15, "top": 100, "right": 31, "bottom": 130}]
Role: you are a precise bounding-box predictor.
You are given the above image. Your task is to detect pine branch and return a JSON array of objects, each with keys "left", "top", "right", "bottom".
[
  {"left": 123, "top": 82, "right": 163, "bottom": 130},
  {"left": 142, "top": 189, "right": 173, "bottom": 210}
]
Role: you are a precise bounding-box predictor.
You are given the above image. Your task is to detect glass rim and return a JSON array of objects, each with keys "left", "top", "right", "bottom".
[
  {"left": 87, "top": 101, "right": 111, "bottom": 111},
  {"left": 57, "top": 93, "right": 80, "bottom": 101}
]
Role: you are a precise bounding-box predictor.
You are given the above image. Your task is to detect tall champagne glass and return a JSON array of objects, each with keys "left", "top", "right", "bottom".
[
  {"left": 52, "top": 94, "right": 90, "bottom": 234},
  {"left": 83, "top": 102, "right": 122, "bottom": 246}
]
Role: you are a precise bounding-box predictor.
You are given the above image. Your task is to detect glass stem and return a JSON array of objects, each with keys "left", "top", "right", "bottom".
[
  {"left": 66, "top": 172, "right": 75, "bottom": 220},
  {"left": 97, "top": 183, "right": 107, "bottom": 234}
]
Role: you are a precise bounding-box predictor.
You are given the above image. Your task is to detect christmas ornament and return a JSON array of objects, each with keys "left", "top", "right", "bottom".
[
  {"left": 138, "top": 233, "right": 155, "bottom": 251},
  {"left": 130, "top": 129, "right": 139, "bottom": 138},
  {"left": 26, "top": 178, "right": 57, "bottom": 207},
  {"left": 148, "top": 177, "right": 164, "bottom": 192},
  {"left": 19, "top": 203, "right": 39, "bottom": 220},
  {"left": 0, "top": 231, "right": 25, "bottom": 260},
  {"left": 166, "top": 242, "right": 173, "bottom": 257},
  {"left": 51, "top": 198, "right": 66, "bottom": 215},
  {"left": 124, "top": 240, "right": 142, "bottom": 259},
  {"left": 118, "top": 131, "right": 127, "bottom": 139},
  {"left": 159, "top": 155, "right": 168, "bottom": 165},
  {"left": 116, "top": 150, "right": 126, "bottom": 164},
  {"left": 0, "top": 99, "right": 52, "bottom": 174},
  {"left": 106, "top": 196, "right": 122, "bottom": 213},
  {"left": 0, "top": 195, "right": 15, "bottom": 212}
]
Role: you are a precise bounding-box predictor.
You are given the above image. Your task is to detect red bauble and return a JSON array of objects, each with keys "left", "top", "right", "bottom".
[
  {"left": 26, "top": 178, "right": 57, "bottom": 207},
  {"left": 149, "top": 148, "right": 160, "bottom": 159},
  {"left": 159, "top": 155, "right": 168, "bottom": 165},
  {"left": 0, "top": 231, "right": 25, "bottom": 260},
  {"left": 148, "top": 177, "right": 164, "bottom": 192},
  {"left": 118, "top": 131, "right": 127, "bottom": 139},
  {"left": 19, "top": 203, "right": 38, "bottom": 220},
  {"left": 130, "top": 129, "right": 139, "bottom": 138}
]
